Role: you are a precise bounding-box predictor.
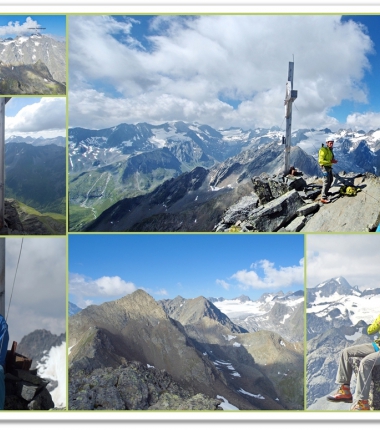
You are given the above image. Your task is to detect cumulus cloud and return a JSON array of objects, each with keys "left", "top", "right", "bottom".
[
  {"left": 345, "top": 111, "right": 380, "bottom": 130},
  {"left": 230, "top": 259, "right": 304, "bottom": 290},
  {"left": 0, "top": 16, "right": 40, "bottom": 37},
  {"left": 307, "top": 235, "right": 380, "bottom": 291},
  {"left": 69, "top": 15, "right": 373, "bottom": 130},
  {"left": 5, "top": 98, "right": 66, "bottom": 138},
  {"left": 69, "top": 273, "right": 137, "bottom": 299}
]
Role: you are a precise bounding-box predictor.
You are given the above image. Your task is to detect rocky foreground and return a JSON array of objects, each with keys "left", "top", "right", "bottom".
[
  {"left": 70, "top": 361, "right": 222, "bottom": 411},
  {"left": 214, "top": 172, "right": 380, "bottom": 233}
]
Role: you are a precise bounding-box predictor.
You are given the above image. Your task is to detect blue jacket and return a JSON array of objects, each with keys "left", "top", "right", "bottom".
[{"left": 0, "top": 315, "right": 8, "bottom": 368}]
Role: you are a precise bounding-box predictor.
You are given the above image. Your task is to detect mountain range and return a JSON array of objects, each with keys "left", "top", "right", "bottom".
[
  {"left": 5, "top": 140, "right": 66, "bottom": 216},
  {"left": 69, "top": 121, "right": 380, "bottom": 232},
  {"left": 209, "top": 290, "right": 304, "bottom": 343},
  {"left": 69, "top": 289, "right": 304, "bottom": 410},
  {"left": 0, "top": 34, "right": 66, "bottom": 94},
  {"left": 306, "top": 276, "right": 380, "bottom": 409},
  {"left": 6, "top": 135, "right": 66, "bottom": 147}
]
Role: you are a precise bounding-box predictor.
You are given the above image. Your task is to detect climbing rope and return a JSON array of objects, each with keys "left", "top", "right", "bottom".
[
  {"left": 0, "top": 238, "right": 23, "bottom": 364},
  {"left": 5, "top": 238, "right": 23, "bottom": 321}
]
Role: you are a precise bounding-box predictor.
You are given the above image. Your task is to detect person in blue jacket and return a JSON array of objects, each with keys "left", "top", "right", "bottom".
[{"left": 0, "top": 314, "right": 9, "bottom": 410}]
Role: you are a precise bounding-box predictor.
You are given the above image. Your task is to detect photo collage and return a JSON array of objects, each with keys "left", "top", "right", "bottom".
[{"left": 0, "top": 13, "right": 380, "bottom": 417}]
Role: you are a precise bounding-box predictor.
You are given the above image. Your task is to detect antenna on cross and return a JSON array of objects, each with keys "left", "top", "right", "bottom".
[{"left": 283, "top": 60, "right": 298, "bottom": 176}]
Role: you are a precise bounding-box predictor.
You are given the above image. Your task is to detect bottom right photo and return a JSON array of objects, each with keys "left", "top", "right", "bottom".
[{"left": 307, "top": 234, "right": 380, "bottom": 411}]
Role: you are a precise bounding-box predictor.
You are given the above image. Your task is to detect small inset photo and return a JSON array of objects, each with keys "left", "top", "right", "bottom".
[
  {"left": 0, "top": 15, "right": 66, "bottom": 95},
  {"left": 0, "top": 238, "right": 66, "bottom": 410},
  {"left": 0, "top": 97, "right": 66, "bottom": 235},
  {"left": 307, "top": 234, "right": 380, "bottom": 411}
]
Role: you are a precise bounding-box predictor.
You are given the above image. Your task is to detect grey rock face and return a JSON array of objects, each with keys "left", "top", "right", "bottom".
[
  {"left": 246, "top": 189, "right": 305, "bottom": 232},
  {"left": 5, "top": 370, "right": 54, "bottom": 410},
  {"left": 17, "top": 329, "right": 65, "bottom": 369}
]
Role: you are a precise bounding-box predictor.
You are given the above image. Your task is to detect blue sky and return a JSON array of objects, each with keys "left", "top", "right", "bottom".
[
  {"left": 69, "top": 14, "right": 380, "bottom": 132},
  {"left": 307, "top": 235, "right": 380, "bottom": 292},
  {"left": 0, "top": 15, "right": 66, "bottom": 39},
  {"left": 4, "top": 98, "right": 66, "bottom": 139},
  {"left": 69, "top": 234, "right": 304, "bottom": 309}
]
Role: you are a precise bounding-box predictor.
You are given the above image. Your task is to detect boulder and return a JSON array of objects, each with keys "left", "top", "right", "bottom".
[{"left": 247, "top": 189, "right": 306, "bottom": 232}]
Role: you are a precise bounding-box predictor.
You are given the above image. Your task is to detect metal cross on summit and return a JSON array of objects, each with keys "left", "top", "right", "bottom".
[{"left": 283, "top": 61, "right": 298, "bottom": 176}]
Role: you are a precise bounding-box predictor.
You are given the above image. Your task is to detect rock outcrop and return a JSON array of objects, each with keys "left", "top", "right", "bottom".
[
  {"left": 214, "top": 172, "right": 380, "bottom": 232},
  {"left": 0, "top": 60, "right": 66, "bottom": 95},
  {"left": 69, "top": 361, "right": 222, "bottom": 411},
  {"left": 0, "top": 199, "right": 65, "bottom": 235},
  {"left": 4, "top": 341, "right": 55, "bottom": 410}
]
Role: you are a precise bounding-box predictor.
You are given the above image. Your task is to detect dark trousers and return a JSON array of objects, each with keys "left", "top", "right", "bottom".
[{"left": 321, "top": 166, "right": 333, "bottom": 199}]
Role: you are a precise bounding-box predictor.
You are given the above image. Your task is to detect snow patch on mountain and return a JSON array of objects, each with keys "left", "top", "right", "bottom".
[
  {"left": 345, "top": 328, "right": 365, "bottom": 341},
  {"left": 216, "top": 395, "right": 239, "bottom": 410},
  {"left": 36, "top": 342, "right": 66, "bottom": 408},
  {"left": 238, "top": 388, "right": 265, "bottom": 399}
]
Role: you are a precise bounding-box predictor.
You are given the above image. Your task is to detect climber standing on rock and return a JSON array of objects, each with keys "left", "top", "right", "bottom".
[
  {"left": 0, "top": 314, "right": 8, "bottom": 410},
  {"left": 327, "top": 313, "right": 380, "bottom": 410},
  {"left": 319, "top": 137, "right": 338, "bottom": 204}
]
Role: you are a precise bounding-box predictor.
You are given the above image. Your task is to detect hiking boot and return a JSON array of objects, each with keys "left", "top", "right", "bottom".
[
  {"left": 350, "top": 400, "right": 370, "bottom": 411},
  {"left": 327, "top": 385, "right": 352, "bottom": 403},
  {"left": 320, "top": 198, "right": 330, "bottom": 204}
]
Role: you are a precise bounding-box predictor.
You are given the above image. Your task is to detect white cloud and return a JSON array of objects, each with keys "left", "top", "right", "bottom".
[
  {"left": 216, "top": 279, "right": 230, "bottom": 290},
  {"left": 307, "top": 235, "right": 380, "bottom": 291},
  {"left": 0, "top": 16, "right": 40, "bottom": 37},
  {"left": 5, "top": 238, "right": 66, "bottom": 343},
  {"left": 154, "top": 289, "right": 168, "bottom": 296},
  {"left": 69, "top": 273, "right": 137, "bottom": 298},
  {"left": 231, "top": 259, "right": 304, "bottom": 290},
  {"left": 345, "top": 111, "right": 380, "bottom": 130},
  {"left": 5, "top": 98, "right": 66, "bottom": 138},
  {"left": 69, "top": 15, "right": 373, "bottom": 130}
]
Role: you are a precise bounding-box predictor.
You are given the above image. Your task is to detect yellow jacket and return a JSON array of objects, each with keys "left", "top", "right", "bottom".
[
  {"left": 368, "top": 314, "right": 380, "bottom": 335},
  {"left": 318, "top": 146, "right": 334, "bottom": 167}
]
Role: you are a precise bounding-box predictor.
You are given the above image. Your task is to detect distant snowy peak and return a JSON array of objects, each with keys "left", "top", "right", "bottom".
[
  {"left": 69, "top": 121, "right": 380, "bottom": 177},
  {"left": 69, "top": 302, "right": 83, "bottom": 316},
  {"left": 6, "top": 135, "right": 65, "bottom": 147},
  {"left": 309, "top": 276, "right": 359, "bottom": 300},
  {"left": 212, "top": 291, "right": 303, "bottom": 321},
  {"left": 307, "top": 277, "right": 380, "bottom": 332}
]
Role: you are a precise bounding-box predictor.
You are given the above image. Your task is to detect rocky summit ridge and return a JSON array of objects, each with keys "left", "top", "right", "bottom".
[{"left": 69, "top": 289, "right": 304, "bottom": 410}]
